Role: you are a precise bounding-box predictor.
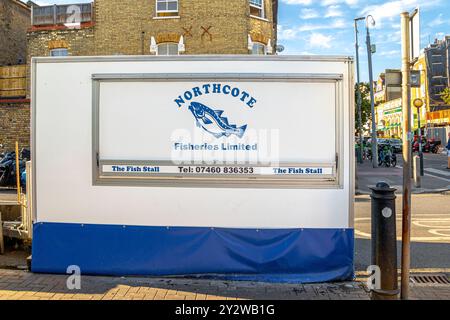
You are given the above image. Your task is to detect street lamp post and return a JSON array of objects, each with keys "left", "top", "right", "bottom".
[
  {"left": 400, "top": 11, "right": 412, "bottom": 301},
  {"left": 414, "top": 98, "right": 424, "bottom": 176},
  {"left": 355, "top": 17, "right": 365, "bottom": 164},
  {"left": 366, "top": 15, "right": 378, "bottom": 168}
]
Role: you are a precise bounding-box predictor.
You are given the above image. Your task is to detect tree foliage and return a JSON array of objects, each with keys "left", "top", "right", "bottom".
[
  {"left": 441, "top": 87, "right": 450, "bottom": 105},
  {"left": 355, "top": 82, "right": 372, "bottom": 132}
]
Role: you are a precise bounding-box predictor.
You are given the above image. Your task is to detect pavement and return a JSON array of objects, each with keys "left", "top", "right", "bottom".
[
  {"left": 0, "top": 269, "right": 371, "bottom": 300},
  {"left": 356, "top": 153, "right": 450, "bottom": 194},
  {"left": 0, "top": 268, "right": 450, "bottom": 300}
]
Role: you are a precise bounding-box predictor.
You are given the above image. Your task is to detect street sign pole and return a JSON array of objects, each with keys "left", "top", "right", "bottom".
[
  {"left": 366, "top": 16, "right": 378, "bottom": 168},
  {"left": 417, "top": 106, "right": 424, "bottom": 176},
  {"left": 355, "top": 18, "right": 365, "bottom": 164},
  {"left": 400, "top": 11, "right": 412, "bottom": 300}
]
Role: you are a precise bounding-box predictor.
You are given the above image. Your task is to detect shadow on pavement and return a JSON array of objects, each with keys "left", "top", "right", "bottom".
[{"left": 0, "top": 269, "right": 366, "bottom": 300}]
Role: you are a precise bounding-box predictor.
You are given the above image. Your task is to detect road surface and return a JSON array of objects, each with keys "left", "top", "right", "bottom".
[
  {"left": 357, "top": 153, "right": 450, "bottom": 194},
  {"left": 355, "top": 193, "right": 450, "bottom": 272}
]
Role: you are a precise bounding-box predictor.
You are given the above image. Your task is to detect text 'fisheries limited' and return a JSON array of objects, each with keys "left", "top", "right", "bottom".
[{"left": 174, "top": 143, "right": 259, "bottom": 151}]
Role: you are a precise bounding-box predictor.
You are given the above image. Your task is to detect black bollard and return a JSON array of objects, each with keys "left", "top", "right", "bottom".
[{"left": 369, "top": 182, "right": 399, "bottom": 300}]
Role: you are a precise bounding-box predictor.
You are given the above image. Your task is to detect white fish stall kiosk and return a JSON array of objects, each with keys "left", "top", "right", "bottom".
[{"left": 31, "top": 56, "right": 355, "bottom": 282}]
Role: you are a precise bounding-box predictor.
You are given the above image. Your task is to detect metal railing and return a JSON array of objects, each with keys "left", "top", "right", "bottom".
[{"left": 31, "top": 3, "right": 93, "bottom": 26}]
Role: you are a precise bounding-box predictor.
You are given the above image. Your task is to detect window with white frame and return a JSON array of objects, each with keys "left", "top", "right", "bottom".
[
  {"left": 50, "top": 48, "right": 69, "bottom": 56},
  {"left": 251, "top": 42, "right": 266, "bottom": 55},
  {"left": 157, "top": 42, "right": 179, "bottom": 55},
  {"left": 249, "top": 0, "right": 265, "bottom": 18},
  {"left": 156, "top": 0, "right": 179, "bottom": 17}
]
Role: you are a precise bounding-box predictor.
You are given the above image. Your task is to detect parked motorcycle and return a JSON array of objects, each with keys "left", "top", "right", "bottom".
[
  {"left": 412, "top": 137, "right": 430, "bottom": 153},
  {"left": 378, "top": 144, "right": 397, "bottom": 167},
  {"left": 0, "top": 148, "right": 30, "bottom": 188},
  {"left": 428, "top": 139, "right": 442, "bottom": 154},
  {"left": 363, "top": 147, "right": 372, "bottom": 161}
]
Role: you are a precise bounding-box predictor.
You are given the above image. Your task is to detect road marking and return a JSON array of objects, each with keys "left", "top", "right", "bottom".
[
  {"left": 355, "top": 216, "right": 450, "bottom": 242},
  {"left": 429, "top": 229, "right": 450, "bottom": 237},
  {"left": 398, "top": 165, "right": 450, "bottom": 182},
  {"left": 424, "top": 173, "right": 450, "bottom": 182},
  {"left": 356, "top": 268, "right": 450, "bottom": 276},
  {"left": 412, "top": 218, "right": 450, "bottom": 228},
  {"left": 354, "top": 229, "right": 450, "bottom": 242},
  {"left": 425, "top": 168, "right": 450, "bottom": 177}
]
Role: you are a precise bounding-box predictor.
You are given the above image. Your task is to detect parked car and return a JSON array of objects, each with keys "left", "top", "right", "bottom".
[
  {"left": 388, "top": 139, "right": 403, "bottom": 153},
  {"left": 367, "top": 138, "right": 390, "bottom": 146}
]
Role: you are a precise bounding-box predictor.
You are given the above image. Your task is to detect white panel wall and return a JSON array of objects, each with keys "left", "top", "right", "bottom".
[{"left": 32, "top": 56, "right": 354, "bottom": 229}]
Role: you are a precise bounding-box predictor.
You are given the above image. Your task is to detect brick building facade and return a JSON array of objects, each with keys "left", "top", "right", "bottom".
[
  {"left": 0, "top": 0, "right": 30, "bottom": 66},
  {"left": 94, "top": 0, "right": 276, "bottom": 55},
  {"left": 28, "top": 0, "right": 278, "bottom": 57},
  {"left": 0, "top": 102, "right": 30, "bottom": 150},
  {"left": 0, "top": 0, "right": 30, "bottom": 151}
]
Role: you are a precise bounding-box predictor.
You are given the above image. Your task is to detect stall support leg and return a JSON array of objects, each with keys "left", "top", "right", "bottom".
[
  {"left": 0, "top": 211, "right": 4, "bottom": 255},
  {"left": 15, "top": 141, "right": 21, "bottom": 204}
]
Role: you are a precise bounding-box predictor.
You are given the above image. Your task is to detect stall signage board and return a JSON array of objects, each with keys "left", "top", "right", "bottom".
[{"left": 93, "top": 74, "right": 340, "bottom": 187}]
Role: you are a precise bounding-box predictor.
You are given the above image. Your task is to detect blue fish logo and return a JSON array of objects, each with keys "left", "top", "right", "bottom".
[{"left": 188, "top": 102, "right": 247, "bottom": 139}]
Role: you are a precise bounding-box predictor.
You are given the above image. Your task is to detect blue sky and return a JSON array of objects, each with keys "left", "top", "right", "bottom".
[
  {"left": 278, "top": 0, "right": 449, "bottom": 80},
  {"left": 28, "top": 0, "right": 450, "bottom": 81}
]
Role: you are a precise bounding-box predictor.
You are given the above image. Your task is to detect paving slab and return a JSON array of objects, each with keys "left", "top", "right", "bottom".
[{"left": 0, "top": 269, "right": 449, "bottom": 300}]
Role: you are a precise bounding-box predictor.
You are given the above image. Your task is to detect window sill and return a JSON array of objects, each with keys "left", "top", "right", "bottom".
[
  {"left": 153, "top": 15, "right": 181, "bottom": 20},
  {"left": 250, "top": 15, "right": 270, "bottom": 22}
]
